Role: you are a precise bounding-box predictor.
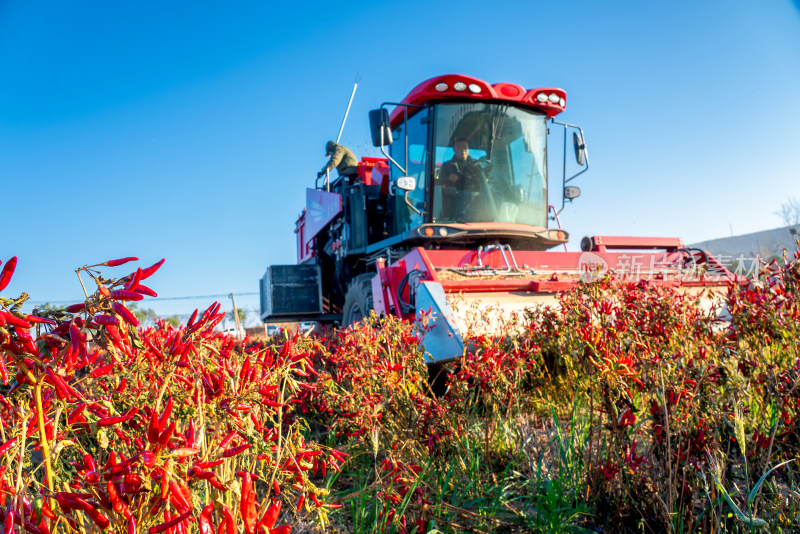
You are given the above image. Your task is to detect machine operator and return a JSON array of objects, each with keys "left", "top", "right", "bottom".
[
  {"left": 318, "top": 140, "right": 359, "bottom": 182},
  {"left": 438, "top": 138, "right": 494, "bottom": 221}
]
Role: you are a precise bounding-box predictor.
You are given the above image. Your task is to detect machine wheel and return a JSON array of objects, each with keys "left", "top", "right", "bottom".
[{"left": 342, "top": 274, "right": 374, "bottom": 326}]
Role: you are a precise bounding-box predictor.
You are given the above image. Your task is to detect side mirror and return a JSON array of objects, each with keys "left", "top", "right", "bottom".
[
  {"left": 573, "top": 131, "right": 586, "bottom": 166},
  {"left": 369, "top": 109, "right": 393, "bottom": 147},
  {"left": 564, "top": 186, "right": 581, "bottom": 200},
  {"left": 396, "top": 176, "right": 416, "bottom": 191}
]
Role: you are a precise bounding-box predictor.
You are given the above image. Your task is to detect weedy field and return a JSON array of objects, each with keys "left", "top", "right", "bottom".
[{"left": 0, "top": 251, "right": 798, "bottom": 534}]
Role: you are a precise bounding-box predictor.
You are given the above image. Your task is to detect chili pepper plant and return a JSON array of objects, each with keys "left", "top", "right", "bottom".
[
  {"left": 2, "top": 250, "right": 800, "bottom": 533},
  {"left": 0, "top": 256, "right": 346, "bottom": 534}
]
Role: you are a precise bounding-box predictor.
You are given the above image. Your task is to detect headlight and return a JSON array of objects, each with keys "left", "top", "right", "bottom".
[
  {"left": 435, "top": 82, "right": 448, "bottom": 92},
  {"left": 536, "top": 93, "right": 548, "bottom": 103},
  {"left": 453, "top": 81, "right": 467, "bottom": 92},
  {"left": 468, "top": 83, "right": 481, "bottom": 94},
  {"left": 548, "top": 93, "right": 560, "bottom": 104}
]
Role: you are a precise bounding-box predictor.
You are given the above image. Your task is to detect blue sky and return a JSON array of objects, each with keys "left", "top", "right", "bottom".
[{"left": 2, "top": 0, "right": 799, "bottom": 324}]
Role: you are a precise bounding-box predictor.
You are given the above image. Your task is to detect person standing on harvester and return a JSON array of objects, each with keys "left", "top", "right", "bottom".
[{"left": 318, "top": 140, "right": 359, "bottom": 180}]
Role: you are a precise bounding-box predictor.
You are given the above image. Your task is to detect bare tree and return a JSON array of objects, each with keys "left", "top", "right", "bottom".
[{"left": 776, "top": 197, "right": 800, "bottom": 235}]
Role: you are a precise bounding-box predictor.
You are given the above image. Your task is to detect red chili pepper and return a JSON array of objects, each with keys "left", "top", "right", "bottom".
[
  {"left": 124, "top": 267, "right": 143, "bottom": 292},
  {"left": 258, "top": 499, "right": 282, "bottom": 531},
  {"left": 221, "top": 443, "right": 251, "bottom": 458},
  {"left": 104, "top": 257, "right": 138, "bottom": 267},
  {"left": 40, "top": 497, "right": 57, "bottom": 520},
  {"left": 296, "top": 494, "right": 305, "bottom": 512},
  {"left": 237, "top": 472, "right": 257, "bottom": 534},
  {"left": 107, "top": 481, "right": 124, "bottom": 514},
  {"left": 186, "top": 309, "right": 198, "bottom": 329},
  {"left": 127, "top": 516, "right": 137, "bottom": 534},
  {"left": 140, "top": 259, "right": 165, "bottom": 280},
  {"left": 147, "top": 410, "right": 160, "bottom": 443},
  {"left": 133, "top": 284, "right": 157, "bottom": 297},
  {"left": 90, "top": 363, "right": 116, "bottom": 378},
  {"left": 68, "top": 322, "right": 82, "bottom": 354},
  {"left": 239, "top": 358, "right": 251, "bottom": 383},
  {"left": 220, "top": 506, "right": 235, "bottom": 534},
  {"left": 94, "top": 314, "right": 119, "bottom": 326},
  {"left": 208, "top": 477, "right": 227, "bottom": 491},
  {"left": 198, "top": 503, "right": 215, "bottom": 534},
  {"left": 149, "top": 510, "right": 192, "bottom": 534},
  {"left": 74, "top": 498, "right": 111, "bottom": 530},
  {"left": 185, "top": 420, "right": 196, "bottom": 448},
  {"left": 194, "top": 459, "right": 225, "bottom": 469},
  {"left": 2, "top": 507, "right": 14, "bottom": 534},
  {"left": 60, "top": 378, "right": 83, "bottom": 401},
  {"left": 158, "top": 397, "right": 173, "bottom": 432},
  {"left": 112, "top": 302, "right": 140, "bottom": 326},
  {"left": 104, "top": 451, "right": 118, "bottom": 473},
  {"left": 329, "top": 449, "right": 349, "bottom": 462},
  {"left": 110, "top": 290, "right": 144, "bottom": 302},
  {"left": 158, "top": 421, "right": 176, "bottom": 447},
  {"left": 218, "top": 430, "right": 237, "bottom": 449},
  {"left": 160, "top": 459, "right": 174, "bottom": 499},
  {"left": 141, "top": 451, "right": 156, "bottom": 468},
  {"left": 44, "top": 367, "right": 72, "bottom": 399},
  {"left": 0, "top": 311, "right": 31, "bottom": 329},
  {"left": 96, "top": 412, "right": 135, "bottom": 427},
  {"left": 105, "top": 323, "right": 125, "bottom": 346},
  {"left": 0, "top": 438, "right": 16, "bottom": 457},
  {"left": 66, "top": 303, "right": 86, "bottom": 313},
  {"left": 0, "top": 355, "right": 8, "bottom": 386},
  {"left": 188, "top": 468, "right": 216, "bottom": 481},
  {"left": 169, "top": 480, "right": 191, "bottom": 512},
  {"left": 0, "top": 257, "right": 17, "bottom": 291},
  {"left": 25, "top": 315, "right": 56, "bottom": 325},
  {"left": 83, "top": 454, "right": 97, "bottom": 472}
]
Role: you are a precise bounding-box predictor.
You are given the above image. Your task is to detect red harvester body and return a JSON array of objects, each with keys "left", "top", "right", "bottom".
[{"left": 260, "top": 75, "right": 739, "bottom": 361}]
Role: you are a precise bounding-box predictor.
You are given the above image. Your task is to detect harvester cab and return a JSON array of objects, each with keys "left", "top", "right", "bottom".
[
  {"left": 368, "top": 80, "right": 587, "bottom": 246},
  {"left": 260, "top": 74, "right": 737, "bottom": 363}
]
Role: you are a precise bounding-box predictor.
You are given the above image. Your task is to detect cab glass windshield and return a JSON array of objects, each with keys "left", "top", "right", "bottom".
[{"left": 432, "top": 103, "right": 548, "bottom": 227}]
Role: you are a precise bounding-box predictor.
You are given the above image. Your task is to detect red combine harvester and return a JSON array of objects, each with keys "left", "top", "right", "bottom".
[{"left": 260, "top": 74, "right": 736, "bottom": 362}]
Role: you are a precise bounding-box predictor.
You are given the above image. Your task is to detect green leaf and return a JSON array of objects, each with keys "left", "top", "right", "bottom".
[
  {"left": 748, "top": 459, "right": 794, "bottom": 504},
  {"left": 712, "top": 474, "right": 768, "bottom": 529}
]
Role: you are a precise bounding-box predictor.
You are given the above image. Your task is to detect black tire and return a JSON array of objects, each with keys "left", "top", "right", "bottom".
[{"left": 342, "top": 274, "right": 374, "bottom": 326}]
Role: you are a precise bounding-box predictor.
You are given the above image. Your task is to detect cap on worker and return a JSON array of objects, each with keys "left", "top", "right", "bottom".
[{"left": 325, "top": 140, "right": 336, "bottom": 156}]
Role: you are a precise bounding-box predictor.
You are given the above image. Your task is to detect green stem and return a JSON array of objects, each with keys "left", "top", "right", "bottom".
[{"left": 31, "top": 374, "right": 56, "bottom": 527}]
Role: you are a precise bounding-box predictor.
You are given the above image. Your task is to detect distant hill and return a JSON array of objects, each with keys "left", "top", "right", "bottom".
[{"left": 690, "top": 225, "right": 799, "bottom": 263}]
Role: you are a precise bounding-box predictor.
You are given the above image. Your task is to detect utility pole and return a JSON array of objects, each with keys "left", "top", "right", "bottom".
[{"left": 229, "top": 293, "right": 242, "bottom": 339}]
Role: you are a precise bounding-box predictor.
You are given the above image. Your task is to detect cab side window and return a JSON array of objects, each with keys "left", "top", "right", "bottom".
[{"left": 390, "top": 110, "right": 428, "bottom": 232}]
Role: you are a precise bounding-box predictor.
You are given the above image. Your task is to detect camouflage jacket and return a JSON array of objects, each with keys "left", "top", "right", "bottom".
[{"left": 321, "top": 141, "right": 359, "bottom": 176}]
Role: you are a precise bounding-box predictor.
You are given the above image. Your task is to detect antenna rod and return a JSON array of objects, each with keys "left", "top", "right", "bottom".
[{"left": 336, "top": 80, "right": 359, "bottom": 143}]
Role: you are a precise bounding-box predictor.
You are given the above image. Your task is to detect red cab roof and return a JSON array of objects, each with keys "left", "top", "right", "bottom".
[{"left": 389, "top": 74, "right": 566, "bottom": 126}]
